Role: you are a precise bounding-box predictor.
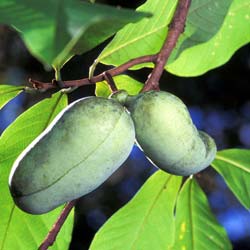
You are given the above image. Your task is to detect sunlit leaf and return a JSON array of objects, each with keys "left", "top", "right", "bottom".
[
  {"left": 0, "top": 91, "right": 72, "bottom": 250},
  {"left": 96, "top": 0, "right": 177, "bottom": 68},
  {"left": 0, "top": 0, "right": 149, "bottom": 69},
  {"left": 97, "top": 0, "right": 237, "bottom": 77},
  {"left": 95, "top": 75, "right": 143, "bottom": 98},
  {"left": 167, "top": 0, "right": 250, "bottom": 76},
  {"left": 90, "top": 171, "right": 182, "bottom": 250},
  {"left": 0, "top": 85, "right": 23, "bottom": 110},
  {"left": 212, "top": 149, "right": 250, "bottom": 210},
  {"left": 171, "top": 178, "right": 232, "bottom": 250}
]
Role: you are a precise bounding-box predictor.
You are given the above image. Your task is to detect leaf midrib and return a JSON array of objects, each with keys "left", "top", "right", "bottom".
[
  {"left": 188, "top": 180, "right": 195, "bottom": 250},
  {"left": 215, "top": 155, "right": 250, "bottom": 173},
  {"left": 130, "top": 175, "right": 173, "bottom": 250},
  {"left": 0, "top": 205, "right": 15, "bottom": 250},
  {"left": 0, "top": 87, "right": 23, "bottom": 96}
]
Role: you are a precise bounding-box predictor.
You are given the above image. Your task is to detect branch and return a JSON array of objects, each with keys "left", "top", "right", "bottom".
[
  {"left": 38, "top": 199, "right": 77, "bottom": 250},
  {"left": 142, "top": 0, "right": 191, "bottom": 91},
  {"left": 28, "top": 0, "right": 190, "bottom": 93},
  {"left": 103, "top": 72, "right": 118, "bottom": 92},
  {"left": 29, "top": 54, "right": 157, "bottom": 91}
]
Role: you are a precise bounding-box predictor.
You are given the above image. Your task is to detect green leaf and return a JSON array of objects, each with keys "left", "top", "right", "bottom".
[
  {"left": 96, "top": 0, "right": 232, "bottom": 70},
  {"left": 0, "top": 1, "right": 149, "bottom": 70},
  {"left": 212, "top": 149, "right": 250, "bottom": 210},
  {"left": 97, "top": 0, "right": 249, "bottom": 77},
  {"left": 95, "top": 75, "right": 143, "bottom": 98},
  {"left": 96, "top": 0, "right": 177, "bottom": 68},
  {"left": 0, "top": 85, "right": 23, "bottom": 110},
  {"left": 0, "top": 202, "right": 74, "bottom": 250},
  {"left": 0, "top": 91, "right": 67, "bottom": 164},
  {"left": 167, "top": 0, "right": 250, "bottom": 76},
  {"left": 0, "top": 91, "right": 72, "bottom": 250},
  {"left": 171, "top": 178, "right": 232, "bottom": 250},
  {"left": 90, "top": 171, "right": 182, "bottom": 250}
]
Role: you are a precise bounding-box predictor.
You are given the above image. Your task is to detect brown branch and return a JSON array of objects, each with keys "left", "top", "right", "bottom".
[
  {"left": 103, "top": 72, "right": 118, "bottom": 92},
  {"left": 28, "top": 0, "right": 190, "bottom": 93},
  {"left": 142, "top": 0, "right": 191, "bottom": 91},
  {"left": 29, "top": 54, "right": 157, "bottom": 91},
  {"left": 38, "top": 199, "right": 77, "bottom": 250}
]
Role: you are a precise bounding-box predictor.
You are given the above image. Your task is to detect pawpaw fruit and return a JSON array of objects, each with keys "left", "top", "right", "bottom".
[
  {"left": 9, "top": 97, "right": 135, "bottom": 214},
  {"left": 112, "top": 90, "right": 216, "bottom": 176}
]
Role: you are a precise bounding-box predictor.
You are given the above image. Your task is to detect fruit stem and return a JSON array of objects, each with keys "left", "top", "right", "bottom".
[
  {"left": 103, "top": 71, "right": 118, "bottom": 92},
  {"left": 38, "top": 199, "right": 77, "bottom": 250}
]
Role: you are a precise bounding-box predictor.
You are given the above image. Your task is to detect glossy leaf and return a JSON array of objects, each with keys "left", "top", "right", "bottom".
[
  {"left": 0, "top": 85, "right": 23, "bottom": 110},
  {"left": 0, "top": 0, "right": 149, "bottom": 69},
  {"left": 90, "top": 171, "right": 182, "bottom": 250},
  {"left": 212, "top": 149, "right": 250, "bottom": 210},
  {"left": 171, "top": 178, "right": 232, "bottom": 250},
  {"left": 95, "top": 75, "right": 143, "bottom": 98},
  {"left": 97, "top": 0, "right": 250, "bottom": 77},
  {"left": 97, "top": 0, "right": 231, "bottom": 66},
  {"left": 167, "top": 0, "right": 250, "bottom": 76},
  {"left": 0, "top": 91, "right": 72, "bottom": 250},
  {"left": 96, "top": 0, "right": 177, "bottom": 68}
]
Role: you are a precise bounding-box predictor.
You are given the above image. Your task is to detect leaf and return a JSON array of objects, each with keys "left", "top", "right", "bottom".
[
  {"left": 97, "top": 0, "right": 250, "bottom": 76},
  {"left": 167, "top": 0, "right": 250, "bottom": 76},
  {"left": 0, "top": 91, "right": 67, "bottom": 164},
  {"left": 96, "top": 0, "right": 177, "bottom": 68},
  {"left": 0, "top": 202, "right": 74, "bottom": 250},
  {"left": 0, "top": 1, "right": 150, "bottom": 70},
  {"left": 212, "top": 149, "right": 250, "bottom": 210},
  {"left": 90, "top": 171, "right": 182, "bottom": 250},
  {"left": 171, "top": 178, "right": 232, "bottom": 250},
  {"left": 96, "top": 0, "right": 233, "bottom": 75},
  {"left": 95, "top": 75, "right": 143, "bottom": 98},
  {"left": 0, "top": 85, "right": 23, "bottom": 110},
  {"left": 0, "top": 91, "right": 72, "bottom": 250}
]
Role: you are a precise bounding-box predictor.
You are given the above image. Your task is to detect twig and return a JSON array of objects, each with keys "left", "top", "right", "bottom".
[
  {"left": 142, "top": 0, "right": 191, "bottom": 91},
  {"left": 38, "top": 200, "right": 77, "bottom": 250},
  {"left": 29, "top": 54, "right": 157, "bottom": 91},
  {"left": 103, "top": 72, "right": 118, "bottom": 92},
  {"left": 28, "top": 0, "right": 190, "bottom": 93}
]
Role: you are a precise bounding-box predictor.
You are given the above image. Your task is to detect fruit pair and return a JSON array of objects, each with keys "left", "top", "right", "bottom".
[{"left": 9, "top": 90, "right": 216, "bottom": 214}]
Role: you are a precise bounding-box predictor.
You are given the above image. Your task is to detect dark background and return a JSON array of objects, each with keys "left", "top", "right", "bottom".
[{"left": 0, "top": 1, "right": 250, "bottom": 249}]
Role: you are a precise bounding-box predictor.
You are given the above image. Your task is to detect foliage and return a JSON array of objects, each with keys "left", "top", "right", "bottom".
[
  {"left": 0, "top": 0, "right": 149, "bottom": 70},
  {"left": 96, "top": 0, "right": 250, "bottom": 76},
  {"left": 90, "top": 171, "right": 182, "bottom": 250},
  {"left": 0, "top": 0, "right": 249, "bottom": 250},
  {"left": 212, "top": 149, "right": 250, "bottom": 209}
]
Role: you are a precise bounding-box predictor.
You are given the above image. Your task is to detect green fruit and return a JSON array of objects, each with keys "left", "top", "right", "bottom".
[
  {"left": 112, "top": 90, "right": 216, "bottom": 176},
  {"left": 9, "top": 97, "right": 135, "bottom": 214}
]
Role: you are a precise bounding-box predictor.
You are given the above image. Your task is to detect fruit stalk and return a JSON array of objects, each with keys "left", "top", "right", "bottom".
[{"left": 39, "top": 200, "right": 77, "bottom": 250}]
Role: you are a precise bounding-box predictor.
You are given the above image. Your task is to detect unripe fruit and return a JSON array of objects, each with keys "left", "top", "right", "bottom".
[
  {"left": 9, "top": 97, "right": 135, "bottom": 214},
  {"left": 112, "top": 90, "right": 216, "bottom": 176}
]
